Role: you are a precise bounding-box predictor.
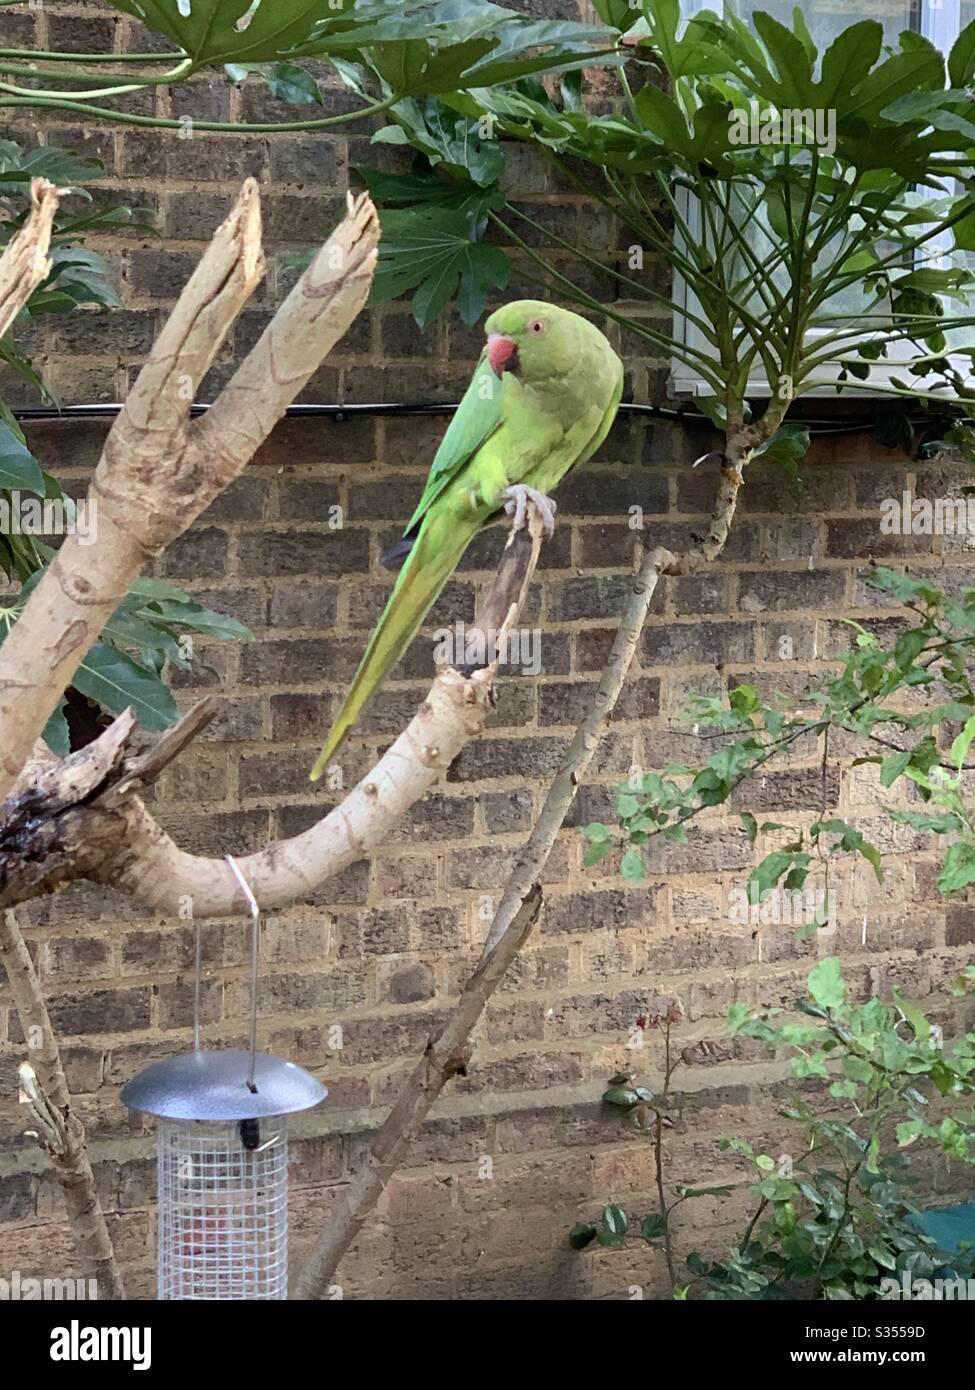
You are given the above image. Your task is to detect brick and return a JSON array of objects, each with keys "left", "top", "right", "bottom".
[
  {"left": 46, "top": 15, "right": 119, "bottom": 53},
  {"left": 165, "top": 190, "right": 234, "bottom": 240},
  {"left": 481, "top": 789, "right": 534, "bottom": 833},
  {"left": 269, "top": 137, "right": 340, "bottom": 188},
  {"left": 825, "top": 519, "right": 931, "bottom": 560},
  {"left": 241, "top": 638, "right": 347, "bottom": 685},
  {"left": 339, "top": 906, "right": 411, "bottom": 958},
  {"left": 544, "top": 890, "right": 654, "bottom": 935},
  {"left": 946, "top": 906, "right": 975, "bottom": 946},
  {"left": 170, "top": 80, "right": 232, "bottom": 124},
  {"left": 268, "top": 580, "right": 339, "bottom": 629},
  {"left": 160, "top": 527, "right": 229, "bottom": 578},
  {"left": 227, "top": 966, "right": 367, "bottom": 1019},
  {"left": 738, "top": 567, "right": 846, "bottom": 614},
  {"left": 643, "top": 619, "right": 754, "bottom": 666},
  {"left": 120, "top": 130, "right": 266, "bottom": 182},
  {"left": 41, "top": 936, "right": 112, "bottom": 984},
  {"left": 546, "top": 575, "right": 631, "bottom": 622},
  {"left": 45, "top": 990, "right": 151, "bottom": 1038},
  {"left": 276, "top": 477, "right": 341, "bottom": 520},
  {"left": 239, "top": 529, "right": 369, "bottom": 577},
  {"left": 390, "top": 793, "right": 475, "bottom": 844},
  {"left": 387, "top": 962, "right": 436, "bottom": 1004},
  {"left": 539, "top": 676, "right": 659, "bottom": 726},
  {"left": 448, "top": 735, "right": 566, "bottom": 783}
]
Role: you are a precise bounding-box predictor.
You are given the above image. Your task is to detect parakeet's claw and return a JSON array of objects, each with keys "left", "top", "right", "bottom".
[{"left": 503, "top": 484, "right": 557, "bottom": 539}]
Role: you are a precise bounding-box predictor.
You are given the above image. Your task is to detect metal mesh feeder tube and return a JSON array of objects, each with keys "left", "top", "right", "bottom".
[
  {"left": 122, "top": 1049, "right": 326, "bottom": 1300},
  {"left": 120, "top": 855, "right": 325, "bottom": 1301}
]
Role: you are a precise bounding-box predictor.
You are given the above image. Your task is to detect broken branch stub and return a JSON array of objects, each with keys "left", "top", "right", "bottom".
[{"left": 0, "top": 177, "right": 59, "bottom": 340}]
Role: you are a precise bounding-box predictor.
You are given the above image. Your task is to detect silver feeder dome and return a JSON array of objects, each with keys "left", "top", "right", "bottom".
[{"left": 120, "top": 1049, "right": 327, "bottom": 1121}]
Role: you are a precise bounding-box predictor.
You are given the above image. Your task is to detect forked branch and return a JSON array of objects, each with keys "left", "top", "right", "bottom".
[{"left": 0, "top": 184, "right": 380, "bottom": 802}]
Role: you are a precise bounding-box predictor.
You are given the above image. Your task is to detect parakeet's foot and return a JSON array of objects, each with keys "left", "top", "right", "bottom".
[{"left": 503, "top": 484, "right": 557, "bottom": 539}]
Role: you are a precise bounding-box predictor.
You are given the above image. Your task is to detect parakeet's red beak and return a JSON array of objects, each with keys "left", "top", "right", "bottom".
[{"left": 487, "top": 332, "right": 518, "bottom": 377}]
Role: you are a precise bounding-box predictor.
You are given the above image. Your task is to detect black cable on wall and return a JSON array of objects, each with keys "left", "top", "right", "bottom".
[{"left": 9, "top": 400, "right": 921, "bottom": 439}]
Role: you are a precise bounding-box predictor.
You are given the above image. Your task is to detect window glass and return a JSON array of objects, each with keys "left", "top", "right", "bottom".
[
  {"left": 678, "top": 0, "right": 971, "bottom": 374},
  {"left": 723, "top": 0, "right": 920, "bottom": 44}
]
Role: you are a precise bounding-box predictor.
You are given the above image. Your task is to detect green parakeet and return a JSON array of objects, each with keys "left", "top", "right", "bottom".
[{"left": 309, "top": 299, "right": 623, "bottom": 781}]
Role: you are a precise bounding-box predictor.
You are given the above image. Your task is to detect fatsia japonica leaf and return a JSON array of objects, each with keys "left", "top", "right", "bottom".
[
  {"left": 225, "top": 61, "right": 324, "bottom": 104},
  {"left": 369, "top": 202, "right": 509, "bottom": 327},
  {"left": 103, "top": 0, "right": 362, "bottom": 67},
  {"left": 636, "top": 0, "right": 731, "bottom": 79},
  {"left": 592, "top": 0, "right": 641, "bottom": 34},
  {"left": 0, "top": 422, "right": 44, "bottom": 494},
  {"left": 72, "top": 642, "right": 179, "bottom": 731},
  {"left": 106, "top": 0, "right": 615, "bottom": 86},
  {"left": 0, "top": 142, "right": 102, "bottom": 202},
  {"left": 41, "top": 698, "right": 70, "bottom": 759},
  {"left": 948, "top": 16, "right": 975, "bottom": 87},
  {"left": 750, "top": 423, "right": 811, "bottom": 482},
  {"left": 938, "top": 840, "right": 975, "bottom": 896}
]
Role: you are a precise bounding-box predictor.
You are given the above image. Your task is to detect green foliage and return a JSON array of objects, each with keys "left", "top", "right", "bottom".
[
  {"left": 575, "top": 962, "right": 975, "bottom": 1299},
  {"left": 0, "top": 141, "right": 136, "bottom": 588},
  {"left": 0, "top": 575, "right": 250, "bottom": 754},
  {"left": 105, "top": 0, "right": 349, "bottom": 67},
  {"left": 345, "top": 5, "right": 975, "bottom": 451},
  {"left": 582, "top": 566, "right": 975, "bottom": 912},
  {"left": 27, "top": 2, "right": 618, "bottom": 118},
  {"left": 0, "top": 146, "right": 250, "bottom": 751}
]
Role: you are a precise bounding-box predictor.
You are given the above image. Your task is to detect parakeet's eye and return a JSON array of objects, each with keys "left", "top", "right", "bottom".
[{"left": 528, "top": 318, "right": 546, "bottom": 335}]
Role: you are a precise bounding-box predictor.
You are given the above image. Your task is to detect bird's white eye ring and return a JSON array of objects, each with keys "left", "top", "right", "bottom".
[{"left": 529, "top": 319, "right": 545, "bottom": 335}]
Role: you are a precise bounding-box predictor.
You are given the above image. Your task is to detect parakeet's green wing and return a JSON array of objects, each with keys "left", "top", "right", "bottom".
[{"left": 403, "top": 351, "right": 502, "bottom": 536}]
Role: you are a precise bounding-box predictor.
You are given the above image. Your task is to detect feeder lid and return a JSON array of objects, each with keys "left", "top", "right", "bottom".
[{"left": 120, "top": 1049, "right": 327, "bottom": 1121}]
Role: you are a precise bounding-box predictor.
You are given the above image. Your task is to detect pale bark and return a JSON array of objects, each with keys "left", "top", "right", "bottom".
[
  {"left": 0, "top": 184, "right": 380, "bottom": 802},
  {"left": 0, "top": 909, "right": 126, "bottom": 1300},
  {"left": 0, "top": 515, "right": 545, "bottom": 918},
  {"left": 481, "top": 543, "right": 677, "bottom": 955},
  {"left": 0, "top": 178, "right": 60, "bottom": 340}
]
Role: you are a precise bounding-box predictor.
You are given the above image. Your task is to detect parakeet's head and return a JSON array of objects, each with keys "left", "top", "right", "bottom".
[{"left": 484, "top": 300, "right": 590, "bottom": 382}]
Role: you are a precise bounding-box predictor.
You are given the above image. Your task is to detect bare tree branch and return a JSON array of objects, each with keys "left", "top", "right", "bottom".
[
  {"left": 292, "top": 544, "right": 676, "bottom": 1299},
  {"left": 481, "top": 543, "right": 677, "bottom": 954},
  {"left": 0, "top": 909, "right": 125, "bottom": 1299},
  {"left": 292, "top": 886, "right": 544, "bottom": 1300},
  {"left": 289, "top": 440, "right": 763, "bottom": 1296},
  {"left": 0, "top": 178, "right": 59, "bottom": 340},
  {"left": 0, "top": 185, "right": 380, "bottom": 802},
  {"left": 0, "top": 515, "right": 546, "bottom": 918}
]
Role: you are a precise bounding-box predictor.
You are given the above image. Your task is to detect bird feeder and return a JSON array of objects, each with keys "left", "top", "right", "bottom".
[{"left": 121, "top": 858, "right": 326, "bottom": 1301}]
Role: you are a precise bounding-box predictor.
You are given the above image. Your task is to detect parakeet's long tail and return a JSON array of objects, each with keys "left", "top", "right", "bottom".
[{"left": 310, "top": 512, "right": 477, "bottom": 781}]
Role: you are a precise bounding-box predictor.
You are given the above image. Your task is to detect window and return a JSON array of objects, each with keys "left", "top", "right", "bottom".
[{"left": 670, "top": 0, "right": 975, "bottom": 397}]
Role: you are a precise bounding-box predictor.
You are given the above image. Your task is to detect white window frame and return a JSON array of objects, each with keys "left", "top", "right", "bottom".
[{"left": 669, "top": 0, "right": 974, "bottom": 398}]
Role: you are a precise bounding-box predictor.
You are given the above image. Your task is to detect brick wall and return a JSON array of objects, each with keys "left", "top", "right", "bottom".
[{"left": 0, "top": 1, "right": 973, "bottom": 1300}]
